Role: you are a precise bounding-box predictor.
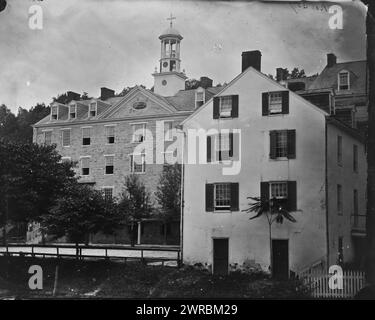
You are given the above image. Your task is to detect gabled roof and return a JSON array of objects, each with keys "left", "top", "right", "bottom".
[{"left": 308, "top": 60, "right": 367, "bottom": 94}]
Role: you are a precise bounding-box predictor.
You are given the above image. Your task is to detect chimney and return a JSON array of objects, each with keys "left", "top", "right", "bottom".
[
  {"left": 199, "top": 76, "right": 213, "bottom": 89},
  {"left": 66, "top": 91, "right": 81, "bottom": 103},
  {"left": 100, "top": 87, "right": 115, "bottom": 100},
  {"left": 241, "top": 50, "right": 261, "bottom": 72},
  {"left": 327, "top": 53, "right": 337, "bottom": 68},
  {"left": 276, "top": 68, "right": 287, "bottom": 82}
]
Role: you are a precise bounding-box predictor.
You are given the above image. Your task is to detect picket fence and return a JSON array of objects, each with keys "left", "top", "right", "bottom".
[{"left": 298, "top": 269, "right": 365, "bottom": 299}]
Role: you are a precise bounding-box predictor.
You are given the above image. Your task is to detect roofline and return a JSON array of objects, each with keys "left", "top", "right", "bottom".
[{"left": 326, "top": 116, "right": 365, "bottom": 144}]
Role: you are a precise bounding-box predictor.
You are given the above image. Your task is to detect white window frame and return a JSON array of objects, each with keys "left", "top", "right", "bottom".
[
  {"left": 81, "top": 126, "right": 92, "bottom": 146},
  {"left": 270, "top": 181, "right": 288, "bottom": 200},
  {"left": 269, "top": 92, "right": 283, "bottom": 114},
  {"left": 69, "top": 104, "right": 77, "bottom": 119},
  {"left": 80, "top": 156, "right": 91, "bottom": 176},
  {"left": 130, "top": 153, "right": 146, "bottom": 174},
  {"left": 43, "top": 130, "right": 53, "bottom": 145},
  {"left": 275, "top": 130, "right": 288, "bottom": 159},
  {"left": 214, "top": 183, "right": 231, "bottom": 211},
  {"left": 131, "top": 122, "right": 147, "bottom": 143},
  {"left": 195, "top": 89, "right": 205, "bottom": 109},
  {"left": 61, "top": 129, "right": 71, "bottom": 147},
  {"left": 164, "top": 121, "right": 174, "bottom": 142},
  {"left": 51, "top": 106, "right": 58, "bottom": 121},
  {"left": 219, "top": 96, "right": 232, "bottom": 118},
  {"left": 102, "top": 186, "right": 114, "bottom": 201},
  {"left": 104, "top": 154, "right": 115, "bottom": 175},
  {"left": 89, "top": 102, "right": 97, "bottom": 118},
  {"left": 105, "top": 124, "right": 116, "bottom": 144},
  {"left": 215, "top": 132, "right": 232, "bottom": 163},
  {"left": 338, "top": 71, "right": 350, "bottom": 91}
]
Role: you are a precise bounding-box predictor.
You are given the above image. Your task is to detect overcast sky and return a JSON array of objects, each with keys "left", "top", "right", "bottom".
[{"left": 0, "top": 0, "right": 367, "bottom": 113}]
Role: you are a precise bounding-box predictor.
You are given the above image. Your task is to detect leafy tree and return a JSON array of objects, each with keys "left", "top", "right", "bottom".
[
  {"left": 118, "top": 175, "right": 153, "bottom": 246},
  {"left": 0, "top": 104, "right": 18, "bottom": 142},
  {"left": 290, "top": 67, "right": 306, "bottom": 79},
  {"left": 243, "top": 196, "right": 296, "bottom": 277},
  {"left": 0, "top": 140, "right": 77, "bottom": 244},
  {"left": 185, "top": 78, "right": 201, "bottom": 90},
  {"left": 41, "top": 183, "right": 122, "bottom": 247},
  {"left": 116, "top": 85, "right": 146, "bottom": 97},
  {"left": 155, "top": 164, "right": 181, "bottom": 244}
]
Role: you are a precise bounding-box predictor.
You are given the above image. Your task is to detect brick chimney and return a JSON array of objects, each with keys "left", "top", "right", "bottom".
[
  {"left": 199, "top": 76, "right": 213, "bottom": 89},
  {"left": 241, "top": 50, "right": 261, "bottom": 72},
  {"left": 276, "top": 68, "right": 287, "bottom": 82},
  {"left": 100, "top": 87, "right": 115, "bottom": 100},
  {"left": 66, "top": 91, "right": 81, "bottom": 103},
  {"left": 327, "top": 53, "right": 337, "bottom": 68}
]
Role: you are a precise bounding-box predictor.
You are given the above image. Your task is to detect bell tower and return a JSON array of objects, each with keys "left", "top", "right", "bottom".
[{"left": 152, "top": 14, "right": 187, "bottom": 97}]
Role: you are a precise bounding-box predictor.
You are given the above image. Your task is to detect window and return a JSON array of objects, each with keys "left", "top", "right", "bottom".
[
  {"left": 61, "top": 129, "right": 71, "bottom": 147},
  {"left": 337, "top": 136, "right": 342, "bottom": 166},
  {"left": 205, "top": 183, "right": 239, "bottom": 212},
  {"left": 130, "top": 153, "right": 146, "bottom": 173},
  {"left": 353, "top": 144, "right": 358, "bottom": 173},
  {"left": 105, "top": 155, "right": 114, "bottom": 174},
  {"left": 44, "top": 131, "right": 52, "bottom": 145},
  {"left": 69, "top": 105, "right": 76, "bottom": 119},
  {"left": 216, "top": 132, "right": 231, "bottom": 161},
  {"left": 81, "top": 157, "right": 90, "bottom": 176},
  {"left": 207, "top": 132, "right": 239, "bottom": 163},
  {"left": 213, "top": 95, "right": 239, "bottom": 119},
  {"left": 338, "top": 71, "right": 349, "bottom": 90},
  {"left": 270, "top": 182, "right": 288, "bottom": 200},
  {"left": 269, "top": 92, "right": 283, "bottom": 114},
  {"left": 214, "top": 183, "right": 232, "bottom": 211},
  {"left": 132, "top": 123, "right": 146, "bottom": 142},
  {"left": 270, "top": 130, "right": 296, "bottom": 159},
  {"left": 82, "top": 127, "right": 91, "bottom": 145},
  {"left": 337, "top": 184, "right": 343, "bottom": 215},
  {"left": 195, "top": 91, "right": 205, "bottom": 109},
  {"left": 106, "top": 126, "right": 115, "bottom": 144},
  {"left": 89, "top": 102, "right": 97, "bottom": 117},
  {"left": 103, "top": 187, "right": 113, "bottom": 201},
  {"left": 353, "top": 189, "right": 358, "bottom": 216},
  {"left": 164, "top": 121, "right": 173, "bottom": 142},
  {"left": 51, "top": 106, "right": 58, "bottom": 120},
  {"left": 262, "top": 91, "right": 289, "bottom": 116}
]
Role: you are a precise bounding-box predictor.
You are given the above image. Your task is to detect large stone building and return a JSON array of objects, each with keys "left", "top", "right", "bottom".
[
  {"left": 180, "top": 51, "right": 367, "bottom": 277},
  {"left": 32, "top": 21, "right": 222, "bottom": 245}
]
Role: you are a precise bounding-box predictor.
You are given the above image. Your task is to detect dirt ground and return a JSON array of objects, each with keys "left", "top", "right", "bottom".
[{"left": 0, "top": 256, "right": 310, "bottom": 299}]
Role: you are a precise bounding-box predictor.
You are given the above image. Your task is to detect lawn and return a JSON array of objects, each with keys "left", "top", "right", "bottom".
[{"left": 0, "top": 256, "right": 310, "bottom": 299}]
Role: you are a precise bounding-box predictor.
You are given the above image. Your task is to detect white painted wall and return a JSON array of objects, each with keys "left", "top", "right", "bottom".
[
  {"left": 182, "top": 68, "right": 329, "bottom": 273},
  {"left": 153, "top": 73, "right": 186, "bottom": 96}
]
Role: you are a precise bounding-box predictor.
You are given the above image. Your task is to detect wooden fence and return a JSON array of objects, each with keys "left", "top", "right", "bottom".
[{"left": 299, "top": 269, "right": 365, "bottom": 299}]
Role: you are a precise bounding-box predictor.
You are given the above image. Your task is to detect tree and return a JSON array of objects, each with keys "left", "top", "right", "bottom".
[
  {"left": 275, "top": 67, "right": 306, "bottom": 80},
  {"left": 155, "top": 164, "right": 181, "bottom": 244},
  {"left": 243, "top": 196, "right": 296, "bottom": 277},
  {"left": 0, "top": 104, "right": 18, "bottom": 142},
  {"left": 116, "top": 85, "right": 146, "bottom": 97},
  {"left": 0, "top": 140, "right": 77, "bottom": 244},
  {"left": 41, "top": 183, "right": 122, "bottom": 247},
  {"left": 185, "top": 78, "right": 201, "bottom": 90},
  {"left": 118, "top": 175, "right": 153, "bottom": 246}
]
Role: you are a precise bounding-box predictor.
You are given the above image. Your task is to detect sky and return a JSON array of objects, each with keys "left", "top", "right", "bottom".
[{"left": 0, "top": 0, "right": 367, "bottom": 113}]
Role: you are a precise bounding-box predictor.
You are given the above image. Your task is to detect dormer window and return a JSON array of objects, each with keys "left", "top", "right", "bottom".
[
  {"left": 195, "top": 90, "right": 205, "bottom": 109},
  {"left": 51, "top": 106, "right": 58, "bottom": 120},
  {"left": 338, "top": 71, "right": 350, "bottom": 91},
  {"left": 69, "top": 104, "right": 77, "bottom": 119},
  {"left": 89, "top": 102, "right": 97, "bottom": 117}
]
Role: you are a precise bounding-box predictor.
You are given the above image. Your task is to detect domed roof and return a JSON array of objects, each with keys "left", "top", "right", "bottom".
[{"left": 159, "top": 27, "right": 183, "bottom": 40}]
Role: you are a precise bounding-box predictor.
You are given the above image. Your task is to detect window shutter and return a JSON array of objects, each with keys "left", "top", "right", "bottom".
[
  {"left": 213, "top": 97, "right": 220, "bottom": 119},
  {"left": 287, "top": 130, "right": 296, "bottom": 159},
  {"left": 260, "top": 182, "right": 270, "bottom": 211},
  {"left": 287, "top": 181, "right": 297, "bottom": 211},
  {"left": 231, "top": 183, "right": 239, "bottom": 211},
  {"left": 229, "top": 132, "right": 233, "bottom": 158},
  {"left": 282, "top": 91, "right": 289, "bottom": 114},
  {"left": 230, "top": 132, "right": 240, "bottom": 161},
  {"left": 231, "top": 95, "right": 239, "bottom": 118},
  {"left": 207, "top": 135, "right": 212, "bottom": 163},
  {"left": 262, "top": 92, "right": 269, "bottom": 116},
  {"left": 206, "top": 184, "right": 214, "bottom": 212},
  {"left": 269, "top": 131, "right": 277, "bottom": 159}
]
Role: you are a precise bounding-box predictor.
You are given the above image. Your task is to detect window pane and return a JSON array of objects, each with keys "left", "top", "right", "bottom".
[
  {"left": 276, "top": 131, "right": 288, "bottom": 157},
  {"left": 269, "top": 92, "right": 282, "bottom": 113},
  {"left": 103, "top": 188, "right": 113, "bottom": 201},
  {"left": 133, "top": 124, "right": 146, "bottom": 142},
  {"left": 215, "top": 183, "right": 231, "bottom": 209},
  {"left": 271, "top": 182, "right": 288, "bottom": 199},
  {"left": 219, "top": 96, "right": 232, "bottom": 116},
  {"left": 62, "top": 130, "right": 70, "bottom": 146},
  {"left": 44, "top": 131, "right": 52, "bottom": 145}
]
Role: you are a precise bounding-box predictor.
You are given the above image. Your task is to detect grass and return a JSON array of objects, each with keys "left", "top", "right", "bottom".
[{"left": 0, "top": 256, "right": 310, "bottom": 299}]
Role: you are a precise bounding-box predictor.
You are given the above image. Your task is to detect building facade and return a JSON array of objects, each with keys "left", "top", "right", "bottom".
[{"left": 181, "top": 51, "right": 366, "bottom": 277}]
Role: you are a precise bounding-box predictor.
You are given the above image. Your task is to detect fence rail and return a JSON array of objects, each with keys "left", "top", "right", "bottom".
[
  {"left": 299, "top": 270, "right": 365, "bottom": 299},
  {"left": 0, "top": 243, "right": 181, "bottom": 266}
]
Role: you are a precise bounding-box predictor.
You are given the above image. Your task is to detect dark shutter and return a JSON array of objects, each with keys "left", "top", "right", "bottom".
[
  {"left": 262, "top": 92, "right": 269, "bottom": 116},
  {"left": 231, "top": 183, "right": 239, "bottom": 211},
  {"left": 282, "top": 91, "right": 289, "bottom": 114},
  {"left": 287, "top": 181, "right": 297, "bottom": 211},
  {"left": 287, "top": 130, "right": 296, "bottom": 159},
  {"left": 206, "top": 184, "right": 214, "bottom": 212},
  {"left": 231, "top": 95, "right": 239, "bottom": 118},
  {"left": 260, "top": 182, "right": 270, "bottom": 211},
  {"left": 207, "top": 135, "right": 212, "bottom": 163},
  {"left": 229, "top": 132, "right": 233, "bottom": 158},
  {"left": 270, "top": 131, "right": 277, "bottom": 159},
  {"left": 213, "top": 97, "right": 220, "bottom": 119}
]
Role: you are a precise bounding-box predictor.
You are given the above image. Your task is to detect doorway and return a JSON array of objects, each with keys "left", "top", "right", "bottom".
[
  {"left": 213, "top": 238, "right": 229, "bottom": 275},
  {"left": 272, "top": 239, "right": 289, "bottom": 279}
]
